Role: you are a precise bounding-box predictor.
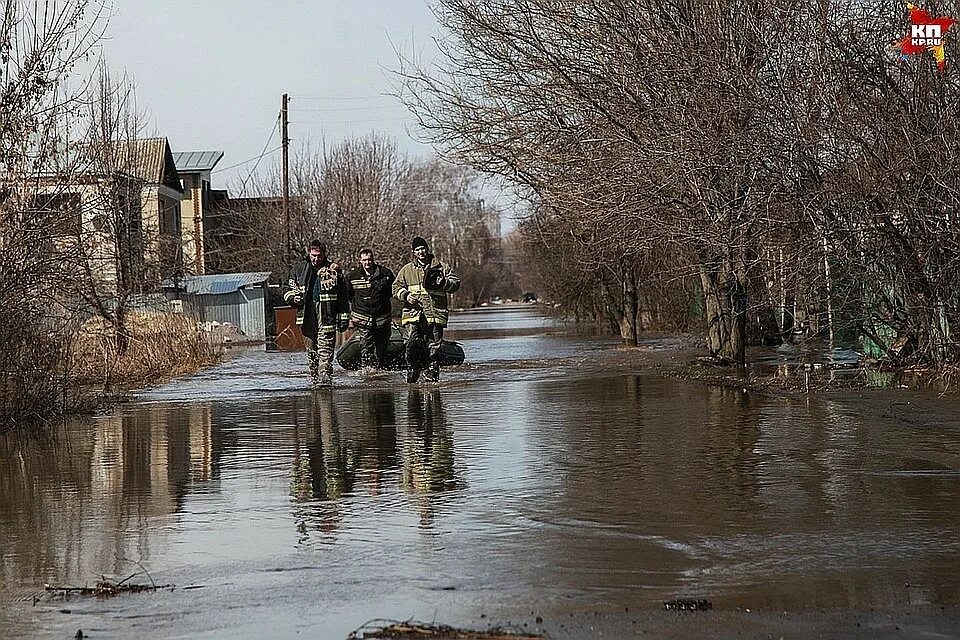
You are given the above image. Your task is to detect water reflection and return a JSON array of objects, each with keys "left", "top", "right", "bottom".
[
  {"left": 291, "top": 390, "right": 354, "bottom": 503},
  {"left": 288, "top": 388, "right": 462, "bottom": 539},
  {"left": 401, "top": 389, "right": 462, "bottom": 529},
  {"left": 0, "top": 405, "right": 225, "bottom": 593},
  {"left": 3, "top": 308, "right": 960, "bottom": 639}
]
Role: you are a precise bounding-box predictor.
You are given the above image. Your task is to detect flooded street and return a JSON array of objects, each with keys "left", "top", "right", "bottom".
[{"left": 3, "top": 307, "right": 960, "bottom": 638}]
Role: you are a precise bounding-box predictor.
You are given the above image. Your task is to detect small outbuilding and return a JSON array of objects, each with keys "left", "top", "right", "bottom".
[{"left": 166, "top": 272, "right": 271, "bottom": 341}]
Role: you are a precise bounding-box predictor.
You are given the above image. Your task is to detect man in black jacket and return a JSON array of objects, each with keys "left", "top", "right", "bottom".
[
  {"left": 283, "top": 239, "right": 350, "bottom": 385},
  {"left": 346, "top": 248, "right": 395, "bottom": 370}
]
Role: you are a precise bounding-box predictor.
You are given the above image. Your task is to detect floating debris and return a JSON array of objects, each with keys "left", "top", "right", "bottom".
[
  {"left": 347, "top": 619, "right": 545, "bottom": 639},
  {"left": 45, "top": 574, "right": 173, "bottom": 598},
  {"left": 663, "top": 599, "right": 713, "bottom": 611}
]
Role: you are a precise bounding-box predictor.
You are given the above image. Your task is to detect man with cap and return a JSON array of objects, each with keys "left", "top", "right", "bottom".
[
  {"left": 392, "top": 236, "right": 461, "bottom": 383},
  {"left": 283, "top": 239, "right": 350, "bottom": 385}
]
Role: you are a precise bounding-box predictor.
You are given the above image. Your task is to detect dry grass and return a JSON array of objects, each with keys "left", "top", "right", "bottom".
[
  {"left": 0, "top": 316, "right": 75, "bottom": 430},
  {"left": 69, "top": 312, "right": 223, "bottom": 391},
  {"left": 0, "top": 310, "right": 224, "bottom": 433}
]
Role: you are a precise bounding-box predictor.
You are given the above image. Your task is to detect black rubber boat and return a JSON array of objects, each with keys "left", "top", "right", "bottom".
[{"left": 335, "top": 324, "right": 465, "bottom": 371}]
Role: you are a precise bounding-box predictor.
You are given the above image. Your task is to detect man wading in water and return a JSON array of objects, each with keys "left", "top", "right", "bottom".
[
  {"left": 345, "top": 248, "right": 395, "bottom": 372},
  {"left": 284, "top": 240, "right": 350, "bottom": 386},
  {"left": 392, "top": 236, "right": 460, "bottom": 383}
]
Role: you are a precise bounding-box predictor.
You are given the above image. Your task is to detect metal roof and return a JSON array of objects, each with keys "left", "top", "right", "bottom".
[
  {"left": 173, "top": 150, "right": 224, "bottom": 172},
  {"left": 177, "top": 271, "right": 271, "bottom": 295},
  {"left": 30, "top": 138, "right": 181, "bottom": 191}
]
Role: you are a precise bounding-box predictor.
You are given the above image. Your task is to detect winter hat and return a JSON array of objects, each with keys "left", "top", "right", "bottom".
[{"left": 411, "top": 236, "right": 429, "bottom": 251}]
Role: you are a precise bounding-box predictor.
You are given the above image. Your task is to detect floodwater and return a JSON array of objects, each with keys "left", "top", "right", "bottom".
[{"left": 2, "top": 306, "right": 960, "bottom": 638}]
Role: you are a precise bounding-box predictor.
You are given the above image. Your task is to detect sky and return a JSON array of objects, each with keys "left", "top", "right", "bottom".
[{"left": 99, "top": 1, "right": 444, "bottom": 194}]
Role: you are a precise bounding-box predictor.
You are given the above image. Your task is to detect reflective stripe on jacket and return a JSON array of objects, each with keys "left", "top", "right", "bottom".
[
  {"left": 391, "top": 255, "right": 460, "bottom": 327},
  {"left": 346, "top": 265, "right": 395, "bottom": 328},
  {"left": 283, "top": 258, "right": 350, "bottom": 338}
]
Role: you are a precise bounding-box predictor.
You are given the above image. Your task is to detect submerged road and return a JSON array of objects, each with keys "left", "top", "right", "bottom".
[{"left": 2, "top": 306, "right": 960, "bottom": 638}]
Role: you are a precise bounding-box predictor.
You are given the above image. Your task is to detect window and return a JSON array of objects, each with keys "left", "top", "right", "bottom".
[{"left": 32, "top": 192, "right": 82, "bottom": 237}]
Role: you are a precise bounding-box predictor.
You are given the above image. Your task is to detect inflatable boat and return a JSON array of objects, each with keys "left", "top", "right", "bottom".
[{"left": 335, "top": 325, "right": 465, "bottom": 371}]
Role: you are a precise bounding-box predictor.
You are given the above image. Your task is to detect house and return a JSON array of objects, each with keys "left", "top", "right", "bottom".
[
  {"left": 25, "top": 171, "right": 147, "bottom": 294},
  {"left": 14, "top": 137, "right": 183, "bottom": 296},
  {"left": 127, "top": 138, "right": 185, "bottom": 285},
  {"left": 172, "top": 150, "right": 224, "bottom": 275}
]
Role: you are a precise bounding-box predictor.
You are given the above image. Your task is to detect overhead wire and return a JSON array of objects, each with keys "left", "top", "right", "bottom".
[
  {"left": 293, "top": 104, "right": 405, "bottom": 112},
  {"left": 292, "top": 95, "right": 394, "bottom": 101},
  {"left": 235, "top": 113, "right": 281, "bottom": 196},
  {"left": 212, "top": 145, "right": 283, "bottom": 174}
]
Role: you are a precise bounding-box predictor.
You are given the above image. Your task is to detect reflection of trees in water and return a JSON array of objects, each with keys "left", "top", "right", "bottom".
[
  {"left": 0, "top": 405, "right": 219, "bottom": 589},
  {"left": 700, "top": 384, "right": 762, "bottom": 515},
  {"left": 400, "top": 389, "right": 463, "bottom": 529},
  {"left": 525, "top": 375, "right": 765, "bottom": 527}
]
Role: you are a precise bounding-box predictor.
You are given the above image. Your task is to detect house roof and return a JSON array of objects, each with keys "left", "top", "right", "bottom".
[
  {"left": 27, "top": 138, "right": 182, "bottom": 192},
  {"left": 125, "top": 138, "right": 182, "bottom": 191},
  {"left": 173, "top": 150, "right": 224, "bottom": 173},
  {"left": 173, "top": 271, "right": 271, "bottom": 295}
]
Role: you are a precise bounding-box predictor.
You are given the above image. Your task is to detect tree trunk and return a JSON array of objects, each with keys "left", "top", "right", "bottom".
[
  {"left": 699, "top": 262, "right": 746, "bottom": 365},
  {"left": 113, "top": 304, "right": 130, "bottom": 357},
  {"left": 620, "top": 276, "right": 639, "bottom": 346}
]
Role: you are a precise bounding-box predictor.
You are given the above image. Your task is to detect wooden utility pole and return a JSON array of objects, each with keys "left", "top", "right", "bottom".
[{"left": 281, "top": 93, "right": 290, "bottom": 258}]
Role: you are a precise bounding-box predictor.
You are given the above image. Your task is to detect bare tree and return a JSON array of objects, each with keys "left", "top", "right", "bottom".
[
  {"left": 220, "top": 136, "right": 502, "bottom": 303},
  {"left": 0, "top": 0, "right": 108, "bottom": 426}
]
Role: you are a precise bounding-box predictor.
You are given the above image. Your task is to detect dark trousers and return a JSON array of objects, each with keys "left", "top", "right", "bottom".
[
  {"left": 355, "top": 324, "right": 391, "bottom": 368},
  {"left": 405, "top": 316, "right": 443, "bottom": 370}
]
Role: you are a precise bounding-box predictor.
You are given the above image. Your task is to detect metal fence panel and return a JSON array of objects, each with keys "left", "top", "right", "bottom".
[
  {"left": 238, "top": 288, "right": 266, "bottom": 340},
  {"left": 200, "top": 292, "right": 242, "bottom": 330}
]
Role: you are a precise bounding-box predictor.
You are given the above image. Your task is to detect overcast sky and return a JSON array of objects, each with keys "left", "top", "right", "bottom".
[{"left": 100, "top": 1, "right": 442, "bottom": 193}]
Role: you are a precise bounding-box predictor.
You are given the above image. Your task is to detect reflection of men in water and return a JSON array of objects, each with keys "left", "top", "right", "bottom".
[
  {"left": 402, "top": 389, "right": 461, "bottom": 528},
  {"left": 345, "top": 248, "right": 395, "bottom": 371},
  {"left": 392, "top": 236, "right": 460, "bottom": 383},
  {"left": 283, "top": 240, "right": 350, "bottom": 386},
  {"left": 290, "top": 390, "right": 355, "bottom": 502},
  {"left": 290, "top": 390, "right": 353, "bottom": 541},
  {"left": 357, "top": 390, "right": 399, "bottom": 496}
]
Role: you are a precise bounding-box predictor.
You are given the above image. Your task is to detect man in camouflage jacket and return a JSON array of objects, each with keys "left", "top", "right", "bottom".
[{"left": 283, "top": 239, "right": 350, "bottom": 385}]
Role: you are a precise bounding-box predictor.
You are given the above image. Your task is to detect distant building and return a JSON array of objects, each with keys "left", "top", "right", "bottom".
[{"left": 173, "top": 150, "right": 224, "bottom": 276}]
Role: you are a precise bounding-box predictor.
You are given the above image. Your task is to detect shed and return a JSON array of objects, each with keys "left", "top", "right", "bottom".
[{"left": 167, "top": 272, "right": 271, "bottom": 341}]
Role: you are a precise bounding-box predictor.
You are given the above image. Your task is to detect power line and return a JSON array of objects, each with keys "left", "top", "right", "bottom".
[
  {"left": 236, "top": 114, "right": 281, "bottom": 196},
  {"left": 291, "top": 117, "right": 412, "bottom": 125},
  {"left": 291, "top": 104, "right": 404, "bottom": 113},
  {"left": 212, "top": 145, "right": 282, "bottom": 174},
  {"left": 293, "top": 95, "right": 394, "bottom": 101}
]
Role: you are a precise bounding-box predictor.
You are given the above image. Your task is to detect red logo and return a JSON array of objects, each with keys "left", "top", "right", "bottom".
[{"left": 898, "top": 3, "right": 955, "bottom": 71}]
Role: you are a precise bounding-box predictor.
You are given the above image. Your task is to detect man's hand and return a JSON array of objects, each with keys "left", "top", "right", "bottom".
[
  {"left": 405, "top": 292, "right": 421, "bottom": 307},
  {"left": 293, "top": 294, "right": 303, "bottom": 306}
]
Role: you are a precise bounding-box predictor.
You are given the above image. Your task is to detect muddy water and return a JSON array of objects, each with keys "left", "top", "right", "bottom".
[{"left": 2, "top": 306, "right": 960, "bottom": 638}]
